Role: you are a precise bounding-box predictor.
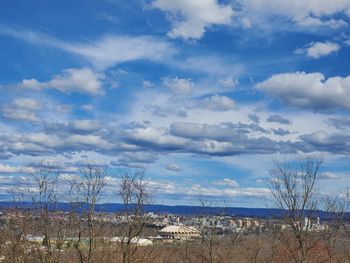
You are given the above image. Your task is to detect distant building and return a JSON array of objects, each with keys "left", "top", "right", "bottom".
[{"left": 159, "top": 225, "right": 200, "bottom": 240}]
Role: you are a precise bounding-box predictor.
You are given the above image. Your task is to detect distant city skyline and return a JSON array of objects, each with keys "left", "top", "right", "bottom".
[{"left": 0, "top": 0, "right": 350, "bottom": 206}]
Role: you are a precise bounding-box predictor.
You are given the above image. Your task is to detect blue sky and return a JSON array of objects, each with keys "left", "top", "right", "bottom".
[{"left": 1, "top": 0, "right": 350, "bottom": 207}]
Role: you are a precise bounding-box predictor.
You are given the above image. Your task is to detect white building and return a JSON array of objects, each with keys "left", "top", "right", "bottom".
[{"left": 159, "top": 225, "right": 200, "bottom": 240}]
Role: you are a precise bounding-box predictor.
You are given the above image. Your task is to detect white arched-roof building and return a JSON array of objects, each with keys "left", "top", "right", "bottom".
[{"left": 159, "top": 225, "right": 200, "bottom": 240}]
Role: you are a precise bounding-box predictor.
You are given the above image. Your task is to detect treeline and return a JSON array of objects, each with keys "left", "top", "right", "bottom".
[{"left": 0, "top": 157, "right": 350, "bottom": 263}]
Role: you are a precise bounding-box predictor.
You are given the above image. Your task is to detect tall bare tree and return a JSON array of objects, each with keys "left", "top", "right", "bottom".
[
  {"left": 318, "top": 193, "right": 348, "bottom": 263},
  {"left": 115, "top": 170, "right": 152, "bottom": 263},
  {"left": 268, "top": 157, "right": 323, "bottom": 263},
  {"left": 69, "top": 163, "right": 107, "bottom": 263},
  {"left": 27, "top": 161, "right": 65, "bottom": 263}
]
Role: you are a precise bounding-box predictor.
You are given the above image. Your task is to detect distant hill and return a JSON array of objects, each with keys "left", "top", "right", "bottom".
[{"left": 0, "top": 202, "right": 337, "bottom": 219}]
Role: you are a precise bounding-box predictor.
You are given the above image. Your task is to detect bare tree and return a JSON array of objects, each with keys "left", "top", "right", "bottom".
[
  {"left": 115, "top": 170, "right": 152, "bottom": 263},
  {"left": 268, "top": 157, "right": 323, "bottom": 263},
  {"left": 26, "top": 161, "right": 65, "bottom": 263},
  {"left": 0, "top": 193, "right": 31, "bottom": 263},
  {"left": 69, "top": 163, "right": 107, "bottom": 263},
  {"left": 196, "top": 199, "right": 220, "bottom": 263},
  {"left": 194, "top": 199, "right": 242, "bottom": 263},
  {"left": 318, "top": 193, "right": 348, "bottom": 263}
]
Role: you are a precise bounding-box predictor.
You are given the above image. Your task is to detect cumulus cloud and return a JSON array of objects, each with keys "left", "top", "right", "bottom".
[
  {"left": 124, "top": 126, "right": 189, "bottom": 151},
  {"left": 162, "top": 77, "right": 193, "bottom": 94},
  {"left": 170, "top": 122, "right": 239, "bottom": 141},
  {"left": 163, "top": 122, "right": 281, "bottom": 155},
  {"left": 2, "top": 108, "right": 39, "bottom": 122},
  {"left": 0, "top": 164, "right": 34, "bottom": 174},
  {"left": 81, "top": 104, "right": 94, "bottom": 111},
  {"left": 300, "top": 131, "right": 350, "bottom": 154},
  {"left": 295, "top": 41, "right": 340, "bottom": 59},
  {"left": 68, "top": 120, "right": 101, "bottom": 133},
  {"left": 248, "top": 114, "right": 260, "bottom": 123},
  {"left": 239, "top": 0, "right": 350, "bottom": 28},
  {"left": 197, "top": 95, "right": 235, "bottom": 111},
  {"left": 2, "top": 132, "right": 112, "bottom": 156},
  {"left": 218, "top": 77, "right": 238, "bottom": 89},
  {"left": 1, "top": 98, "right": 43, "bottom": 122},
  {"left": 17, "top": 68, "right": 104, "bottom": 95},
  {"left": 143, "top": 80, "right": 153, "bottom": 88},
  {"left": 328, "top": 117, "right": 350, "bottom": 130},
  {"left": 256, "top": 72, "right": 350, "bottom": 110},
  {"left": 0, "top": 119, "right": 290, "bottom": 159},
  {"left": 13, "top": 98, "right": 42, "bottom": 111},
  {"left": 213, "top": 178, "right": 239, "bottom": 187},
  {"left": 272, "top": 128, "right": 291, "bottom": 136},
  {"left": 42, "top": 120, "right": 101, "bottom": 136},
  {"left": 267, "top": 115, "right": 291, "bottom": 125},
  {"left": 319, "top": 172, "right": 341, "bottom": 180},
  {"left": 151, "top": 0, "right": 233, "bottom": 40},
  {"left": 170, "top": 122, "right": 271, "bottom": 141},
  {"left": 296, "top": 17, "right": 347, "bottom": 28},
  {"left": 166, "top": 163, "right": 182, "bottom": 172}
]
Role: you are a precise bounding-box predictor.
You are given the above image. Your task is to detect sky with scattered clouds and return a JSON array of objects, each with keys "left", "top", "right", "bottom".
[{"left": 1, "top": 0, "right": 350, "bottom": 207}]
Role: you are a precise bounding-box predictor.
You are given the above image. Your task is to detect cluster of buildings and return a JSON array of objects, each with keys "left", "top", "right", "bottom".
[
  {"left": 153, "top": 214, "right": 263, "bottom": 241},
  {"left": 0, "top": 209, "right": 331, "bottom": 246},
  {"left": 280, "top": 217, "right": 328, "bottom": 232}
]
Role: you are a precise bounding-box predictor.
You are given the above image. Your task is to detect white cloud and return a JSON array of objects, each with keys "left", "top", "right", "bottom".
[
  {"left": 3, "top": 132, "right": 112, "bottom": 156},
  {"left": 296, "top": 17, "right": 347, "bottom": 28},
  {"left": 184, "top": 184, "right": 270, "bottom": 198},
  {"left": 198, "top": 95, "right": 235, "bottom": 111},
  {"left": 151, "top": 0, "right": 233, "bottom": 40},
  {"left": 166, "top": 163, "right": 182, "bottom": 172},
  {"left": 69, "top": 120, "right": 100, "bottom": 133},
  {"left": 81, "top": 104, "right": 94, "bottom": 111},
  {"left": 126, "top": 126, "right": 189, "bottom": 149},
  {"left": 0, "top": 27, "right": 238, "bottom": 77},
  {"left": 300, "top": 131, "right": 350, "bottom": 154},
  {"left": 0, "top": 28, "right": 176, "bottom": 70},
  {"left": 143, "top": 80, "right": 153, "bottom": 88},
  {"left": 66, "top": 36, "right": 176, "bottom": 69},
  {"left": 241, "top": 17, "right": 252, "bottom": 28},
  {"left": 0, "top": 164, "right": 34, "bottom": 174},
  {"left": 18, "top": 68, "right": 104, "bottom": 95},
  {"left": 1, "top": 98, "right": 43, "bottom": 122},
  {"left": 170, "top": 122, "right": 235, "bottom": 141},
  {"left": 13, "top": 98, "right": 42, "bottom": 111},
  {"left": 163, "top": 77, "right": 193, "bottom": 94},
  {"left": 213, "top": 178, "right": 239, "bottom": 187},
  {"left": 3, "top": 108, "right": 39, "bottom": 122},
  {"left": 295, "top": 41, "right": 340, "bottom": 59},
  {"left": 219, "top": 77, "right": 238, "bottom": 89},
  {"left": 320, "top": 172, "right": 341, "bottom": 180},
  {"left": 242, "top": 0, "right": 350, "bottom": 17},
  {"left": 239, "top": 0, "right": 350, "bottom": 28},
  {"left": 256, "top": 72, "right": 350, "bottom": 110},
  {"left": 267, "top": 115, "right": 292, "bottom": 125}
]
